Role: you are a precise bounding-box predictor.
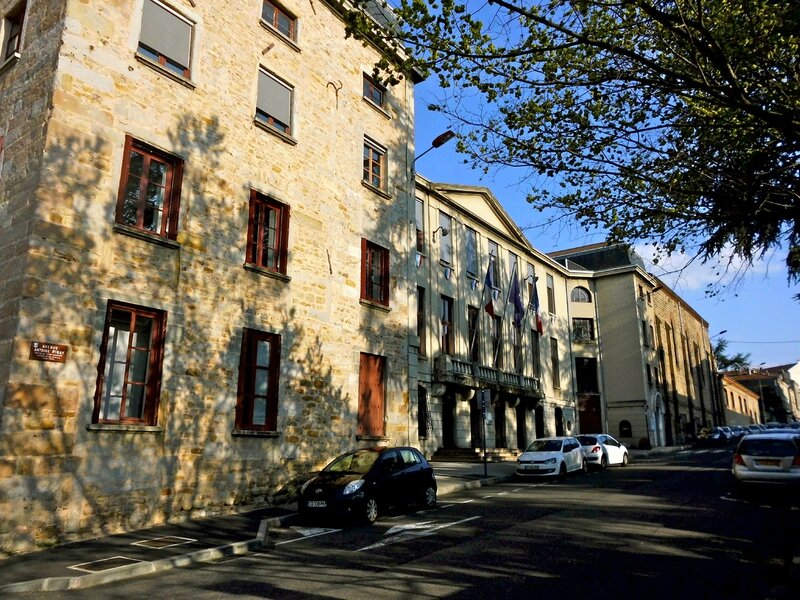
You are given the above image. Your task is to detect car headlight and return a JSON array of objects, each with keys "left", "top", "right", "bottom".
[
  {"left": 343, "top": 479, "right": 365, "bottom": 495},
  {"left": 544, "top": 458, "right": 556, "bottom": 464}
]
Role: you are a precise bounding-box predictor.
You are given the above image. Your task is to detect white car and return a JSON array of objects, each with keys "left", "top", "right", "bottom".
[
  {"left": 732, "top": 432, "right": 800, "bottom": 486},
  {"left": 516, "top": 436, "right": 587, "bottom": 478},
  {"left": 577, "top": 434, "right": 629, "bottom": 469}
]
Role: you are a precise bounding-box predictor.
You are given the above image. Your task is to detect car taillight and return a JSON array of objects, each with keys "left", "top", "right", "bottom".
[
  {"left": 733, "top": 453, "right": 744, "bottom": 465},
  {"left": 592, "top": 446, "right": 601, "bottom": 453}
]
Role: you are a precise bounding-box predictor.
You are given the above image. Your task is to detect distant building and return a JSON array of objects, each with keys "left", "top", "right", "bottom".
[
  {"left": 727, "top": 366, "right": 800, "bottom": 423},
  {"left": 720, "top": 375, "right": 761, "bottom": 425}
]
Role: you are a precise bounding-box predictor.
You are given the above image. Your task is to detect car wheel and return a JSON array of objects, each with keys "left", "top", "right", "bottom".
[
  {"left": 363, "top": 497, "right": 379, "bottom": 524},
  {"left": 621, "top": 453, "right": 629, "bottom": 467},
  {"left": 558, "top": 462, "right": 567, "bottom": 479},
  {"left": 600, "top": 454, "right": 608, "bottom": 469},
  {"left": 422, "top": 485, "right": 437, "bottom": 509}
]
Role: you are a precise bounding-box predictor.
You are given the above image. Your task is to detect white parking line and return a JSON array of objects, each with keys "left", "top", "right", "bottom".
[
  {"left": 356, "top": 516, "right": 482, "bottom": 552},
  {"left": 275, "top": 527, "right": 342, "bottom": 546}
]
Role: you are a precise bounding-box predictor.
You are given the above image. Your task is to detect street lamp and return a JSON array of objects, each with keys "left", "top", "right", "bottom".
[{"left": 413, "top": 130, "right": 456, "bottom": 167}]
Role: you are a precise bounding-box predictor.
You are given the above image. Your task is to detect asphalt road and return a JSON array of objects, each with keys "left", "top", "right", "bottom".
[{"left": 15, "top": 447, "right": 799, "bottom": 599}]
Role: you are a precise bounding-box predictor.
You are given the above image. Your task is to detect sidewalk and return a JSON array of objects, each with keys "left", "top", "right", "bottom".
[{"left": 0, "top": 460, "right": 517, "bottom": 593}]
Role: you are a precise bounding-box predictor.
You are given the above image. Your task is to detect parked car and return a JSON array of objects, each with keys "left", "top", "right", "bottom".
[
  {"left": 298, "top": 446, "right": 437, "bottom": 525},
  {"left": 516, "top": 436, "right": 587, "bottom": 478},
  {"left": 576, "top": 434, "right": 629, "bottom": 469},
  {"left": 699, "top": 426, "right": 731, "bottom": 446},
  {"left": 732, "top": 433, "right": 800, "bottom": 486},
  {"left": 728, "top": 426, "right": 747, "bottom": 441}
]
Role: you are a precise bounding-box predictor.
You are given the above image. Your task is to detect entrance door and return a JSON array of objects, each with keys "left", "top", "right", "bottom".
[
  {"left": 442, "top": 393, "right": 456, "bottom": 448},
  {"left": 535, "top": 405, "right": 545, "bottom": 438},
  {"left": 494, "top": 401, "right": 506, "bottom": 448},
  {"left": 516, "top": 403, "right": 527, "bottom": 450}
]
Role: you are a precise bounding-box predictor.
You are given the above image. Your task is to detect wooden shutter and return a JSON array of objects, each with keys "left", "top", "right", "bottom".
[{"left": 357, "top": 353, "right": 385, "bottom": 437}]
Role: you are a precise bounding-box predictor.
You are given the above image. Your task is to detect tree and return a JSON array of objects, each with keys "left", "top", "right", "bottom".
[
  {"left": 346, "top": 1, "right": 800, "bottom": 287},
  {"left": 713, "top": 339, "right": 750, "bottom": 372}
]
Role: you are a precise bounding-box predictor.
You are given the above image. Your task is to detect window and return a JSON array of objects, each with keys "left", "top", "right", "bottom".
[
  {"left": 261, "top": 1, "right": 296, "bottom": 41},
  {"left": 256, "top": 70, "right": 293, "bottom": 135},
  {"left": 92, "top": 301, "right": 166, "bottom": 425},
  {"left": 418, "top": 386, "right": 429, "bottom": 439},
  {"left": 513, "top": 324, "right": 523, "bottom": 373},
  {"left": 641, "top": 320, "right": 649, "bottom": 346},
  {"left": 138, "top": 0, "right": 193, "bottom": 78},
  {"left": 363, "top": 138, "right": 386, "bottom": 191},
  {"left": 2, "top": 1, "right": 25, "bottom": 62},
  {"left": 546, "top": 274, "right": 556, "bottom": 314},
  {"left": 363, "top": 73, "right": 385, "bottom": 107},
  {"left": 246, "top": 191, "right": 289, "bottom": 274},
  {"left": 573, "top": 318, "right": 595, "bottom": 341},
  {"left": 441, "top": 295, "right": 454, "bottom": 355},
  {"left": 415, "top": 199, "right": 425, "bottom": 255},
  {"left": 526, "top": 263, "right": 535, "bottom": 303},
  {"left": 116, "top": 136, "right": 183, "bottom": 240},
  {"left": 488, "top": 240, "right": 500, "bottom": 287},
  {"left": 465, "top": 227, "right": 478, "bottom": 277},
  {"left": 236, "top": 329, "right": 281, "bottom": 431},
  {"left": 570, "top": 286, "right": 591, "bottom": 302},
  {"left": 361, "top": 239, "right": 389, "bottom": 306},
  {"left": 492, "top": 316, "right": 503, "bottom": 368},
  {"left": 468, "top": 305, "right": 480, "bottom": 362},
  {"left": 530, "top": 329, "right": 541, "bottom": 377},
  {"left": 550, "top": 337, "right": 560, "bottom": 389},
  {"left": 417, "top": 286, "right": 426, "bottom": 357},
  {"left": 438, "top": 211, "right": 452, "bottom": 264},
  {"left": 646, "top": 364, "right": 653, "bottom": 386},
  {"left": 357, "top": 353, "right": 385, "bottom": 437}
]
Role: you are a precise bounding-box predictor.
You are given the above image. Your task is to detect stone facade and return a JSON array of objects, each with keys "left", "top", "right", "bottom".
[
  {"left": 721, "top": 374, "right": 761, "bottom": 425},
  {"left": 0, "top": 0, "right": 416, "bottom": 555}
]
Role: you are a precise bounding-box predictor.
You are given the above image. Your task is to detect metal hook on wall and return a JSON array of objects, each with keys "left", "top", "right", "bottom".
[{"left": 327, "top": 80, "right": 343, "bottom": 109}]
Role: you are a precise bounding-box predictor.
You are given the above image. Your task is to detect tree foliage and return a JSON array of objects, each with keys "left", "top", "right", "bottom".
[
  {"left": 346, "top": 0, "right": 800, "bottom": 285},
  {"left": 713, "top": 338, "right": 751, "bottom": 372}
]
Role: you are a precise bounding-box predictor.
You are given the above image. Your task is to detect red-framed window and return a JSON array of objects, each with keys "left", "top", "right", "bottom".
[
  {"left": 137, "top": 0, "right": 193, "bottom": 78},
  {"left": 363, "top": 138, "right": 386, "bottom": 190},
  {"left": 236, "top": 328, "right": 281, "bottom": 431},
  {"left": 116, "top": 136, "right": 183, "bottom": 240},
  {"left": 361, "top": 239, "right": 389, "bottom": 306},
  {"left": 441, "top": 295, "right": 454, "bottom": 355},
  {"left": 261, "top": 0, "right": 296, "bottom": 41},
  {"left": 246, "top": 191, "right": 289, "bottom": 273},
  {"left": 363, "top": 74, "right": 385, "bottom": 107},
  {"left": 2, "top": 1, "right": 25, "bottom": 61},
  {"left": 357, "top": 353, "right": 385, "bottom": 437},
  {"left": 92, "top": 301, "right": 167, "bottom": 425}
]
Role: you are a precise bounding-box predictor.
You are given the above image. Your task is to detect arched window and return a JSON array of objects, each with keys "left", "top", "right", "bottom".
[
  {"left": 570, "top": 286, "right": 592, "bottom": 302},
  {"left": 619, "top": 420, "right": 633, "bottom": 438}
]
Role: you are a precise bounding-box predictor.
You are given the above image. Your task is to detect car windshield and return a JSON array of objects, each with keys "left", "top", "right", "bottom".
[
  {"left": 738, "top": 439, "right": 799, "bottom": 457},
  {"left": 576, "top": 436, "right": 597, "bottom": 445},
  {"left": 526, "top": 439, "right": 562, "bottom": 452},
  {"left": 324, "top": 450, "right": 380, "bottom": 474}
]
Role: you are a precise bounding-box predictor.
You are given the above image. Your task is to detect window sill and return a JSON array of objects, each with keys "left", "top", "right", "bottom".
[
  {"left": 360, "top": 298, "right": 391, "bottom": 312},
  {"left": 254, "top": 118, "right": 298, "bottom": 145},
  {"left": 135, "top": 53, "right": 196, "bottom": 90},
  {"left": 86, "top": 423, "right": 163, "bottom": 434},
  {"left": 0, "top": 52, "right": 20, "bottom": 76},
  {"left": 114, "top": 223, "right": 181, "bottom": 249},
  {"left": 259, "top": 20, "right": 301, "bottom": 53},
  {"left": 361, "top": 180, "right": 391, "bottom": 200},
  {"left": 232, "top": 429, "right": 281, "bottom": 438},
  {"left": 244, "top": 263, "right": 291, "bottom": 282},
  {"left": 363, "top": 97, "right": 391, "bottom": 119},
  {"left": 356, "top": 435, "right": 389, "bottom": 443}
]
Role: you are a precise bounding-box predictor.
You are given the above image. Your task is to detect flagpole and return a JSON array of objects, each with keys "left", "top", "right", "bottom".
[
  {"left": 493, "top": 260, "right": 518, "bottom": 367},
  {"left": 470, "top": 274, "right": 486, "bottom": 361}
]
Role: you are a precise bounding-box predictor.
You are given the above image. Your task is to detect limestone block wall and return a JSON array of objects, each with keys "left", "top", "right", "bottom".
[{"left": 0, "top": 0, "right": 415, "bottom": 555}]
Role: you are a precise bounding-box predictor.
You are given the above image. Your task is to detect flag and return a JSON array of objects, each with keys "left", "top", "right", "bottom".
[
  {"left": 510, "top": 269, "right": 525, "bottom": 327},
  {"left": 484, "top": 258, "right": 495, "bottom": 316},
  {"left": 532, "top": 283, "right": 544, "bottom": 334}
]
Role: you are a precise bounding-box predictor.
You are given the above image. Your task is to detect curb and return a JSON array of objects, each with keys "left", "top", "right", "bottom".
[{"left": 0, "top": 475, "right": 513, "bottom": 593}]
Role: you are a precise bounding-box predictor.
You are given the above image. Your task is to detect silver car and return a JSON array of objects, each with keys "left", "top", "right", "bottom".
[{"left": 732, "top": 433, "right": 800, "bottom": 485}]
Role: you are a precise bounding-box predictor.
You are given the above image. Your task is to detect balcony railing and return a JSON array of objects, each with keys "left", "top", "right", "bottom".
[{"left": 433, "top": 355, "right": 544, "bottom": 399}]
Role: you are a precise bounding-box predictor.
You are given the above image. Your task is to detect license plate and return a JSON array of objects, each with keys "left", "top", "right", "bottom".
[
  {"left": 525, "top": 465, "right": 539, "bottom": 470},
  {"left": 307, "top": 500, "right": 327, "bottom": 508},
  {"left": 757, "top": 459, "right": 780, "bottom": 467}
]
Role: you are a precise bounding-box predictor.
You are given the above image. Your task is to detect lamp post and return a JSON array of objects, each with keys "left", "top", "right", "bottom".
[{"left": 413, "top": 130, "right": 456, "bottom": 168}]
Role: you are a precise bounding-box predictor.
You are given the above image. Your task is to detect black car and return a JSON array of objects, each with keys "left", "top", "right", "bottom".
[{"left": 298, "top": 446, "right": 437, "bottom": 524}]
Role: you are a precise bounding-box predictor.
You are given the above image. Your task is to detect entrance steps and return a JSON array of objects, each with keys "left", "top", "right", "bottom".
[{"left": 431, "top": 447, "right": 518, "bottom": 463}]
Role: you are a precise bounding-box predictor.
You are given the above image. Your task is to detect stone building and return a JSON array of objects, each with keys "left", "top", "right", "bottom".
[
  {"left": 720, "top": 374, "right": 761, "bottom": 425},
  {"left": 0, "top": 0, "right": 418, "bottom": 554},
  {"left": 727, "top": 366, "right": 800, "bottom": 423},
  {"left": 411, "top": 178, "right": 578, "bottom": 457},
  {"left": 551, "top": 245, "right": 722, "bottom": 448}
]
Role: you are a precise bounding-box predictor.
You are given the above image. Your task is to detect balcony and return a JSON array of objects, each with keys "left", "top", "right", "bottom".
[{"left": 433, "top": 355, "right": 544, "bottom": 400}]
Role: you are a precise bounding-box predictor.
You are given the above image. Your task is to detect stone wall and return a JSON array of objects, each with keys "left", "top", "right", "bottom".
[{"left": 0, "top": 0, "right": 415, "bottom": 555}]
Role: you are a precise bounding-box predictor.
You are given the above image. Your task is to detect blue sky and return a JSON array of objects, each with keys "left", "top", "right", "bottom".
[{"left": 413, "top": 82, "right": 800, "bottom": 369}]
